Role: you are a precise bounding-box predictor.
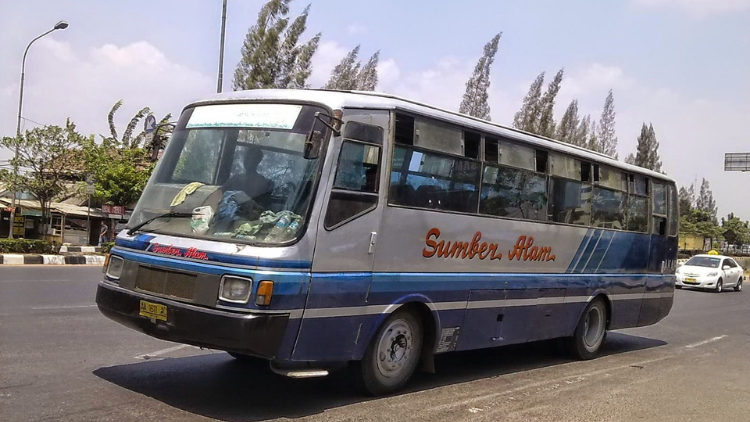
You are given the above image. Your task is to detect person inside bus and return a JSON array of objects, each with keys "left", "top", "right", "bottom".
[{"left": 223, "top": 145, "right": 274, "bottom": 204}]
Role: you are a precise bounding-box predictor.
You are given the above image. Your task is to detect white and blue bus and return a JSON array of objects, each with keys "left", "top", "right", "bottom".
[{"left": 97, "top": 89, "right": 678, "bottom": 395}]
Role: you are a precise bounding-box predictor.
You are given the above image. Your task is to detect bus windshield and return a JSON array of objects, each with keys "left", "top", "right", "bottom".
[{"left": 128, "top": 103, "right": 329, "bottom": 245}]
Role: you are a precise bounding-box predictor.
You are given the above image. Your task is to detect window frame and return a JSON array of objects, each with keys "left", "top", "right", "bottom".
[{"left": 324, "top": 138, "right": 383, "bottom": 231}]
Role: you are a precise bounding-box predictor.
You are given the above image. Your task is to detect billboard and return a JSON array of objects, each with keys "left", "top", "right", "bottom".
[{"left": 724, "top": 153, "right": 750, "bottom": 172}]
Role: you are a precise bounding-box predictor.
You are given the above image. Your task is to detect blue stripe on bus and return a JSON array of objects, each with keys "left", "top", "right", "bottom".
[
  {"left": 584, "top": 230, "right": 615, "bottom": 272},
  {"left": 567, "top": 228, "right": 594, "bottom": 273}
]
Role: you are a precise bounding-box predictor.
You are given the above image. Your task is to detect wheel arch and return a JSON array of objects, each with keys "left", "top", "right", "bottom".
[{"left": 355, "top": 294, "right": 441, "bottom": 370}]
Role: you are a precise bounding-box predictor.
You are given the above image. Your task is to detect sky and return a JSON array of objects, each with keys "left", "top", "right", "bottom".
[{"left": 1, "top": 0, "right": 748, "bottom": 219}]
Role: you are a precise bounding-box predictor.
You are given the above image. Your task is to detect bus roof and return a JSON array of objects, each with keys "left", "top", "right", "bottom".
[{"left": 189, "top": 89, "right": 675, "bottom": 184}]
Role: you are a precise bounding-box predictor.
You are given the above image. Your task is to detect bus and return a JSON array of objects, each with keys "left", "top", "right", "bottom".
[{"left": 96, "top": 89, "right": 678, "bottom": 395}]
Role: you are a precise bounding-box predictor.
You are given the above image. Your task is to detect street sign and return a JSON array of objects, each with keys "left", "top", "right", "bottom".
[
  {"left": 144, "top": 115, "right": 157, "bottom": 134},
  {"left": 102, "top": 204, "right": 125, "bottom": 215},
  {"left": 84, "top": 185, "right": 96, "bottom": 195},
  {"left": 724, "top": 153, "right": 750, "bottom": 172}
]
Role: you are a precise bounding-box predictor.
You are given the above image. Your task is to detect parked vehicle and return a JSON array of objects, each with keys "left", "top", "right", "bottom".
[{"left": 675, "top": 254, "right": 743, "bottom": 292}]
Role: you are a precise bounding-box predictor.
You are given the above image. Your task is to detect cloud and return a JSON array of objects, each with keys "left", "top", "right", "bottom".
[
  {"left": 0, "top": 39, "right": 213, "bottom": 159},
  {"left": 631, "top": 0, "right": 750, "bottom": 17},
  {"left": 346, "top": 23, "right": 368, "bottom": 35}
]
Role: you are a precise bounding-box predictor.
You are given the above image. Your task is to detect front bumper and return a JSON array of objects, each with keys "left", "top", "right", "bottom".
[
  {"left": 96, "top": 281, "right": 289, "bottom": 359},
  {"left": 676, "top": 276, "right": 720, "bottom": 289}
]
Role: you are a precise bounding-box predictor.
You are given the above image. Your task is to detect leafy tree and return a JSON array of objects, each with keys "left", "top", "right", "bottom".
[
  {"left": 459, "top": 33, "right": 502, "bottom": 121},
  {"left": 323, "top": 45, "right": 361, "bottom": 90},
  {"left": 103, "top": 100, "right": 172, "bottom": 151},
  {"left": 233, "top": 0, "right": 321, "bottom": 90},
  {"left": 0, "top": 120, "right": 89, "bottom": 234},
  {"left": 695, "top": 178, "right": 717, "bottom": 223},
  {"left": 536, "top": 68, "right": 564, "bottom": 137},
  {"left": 80, "top": 142, "right": 153, "bottom": 207},
  {"left": 587, "top": 120, "right": 599, "bottom": 153},
  {"left": 596, "top": 89, "right": 618, "bottom": 158},
  {"left": 721, "top": 214, "right": 750, "bottom": 248},
  {"left": 624, "top": 153, "right": 636, "bottom": 164},
  {"left": 556, "top": 99, "right": 580, "bottom": 145},
  {"left": 356, "top": 51, "right": 380, "bottom": 91},
  {"left": 513, "top": 72, "right": 545, "bottom": 132}
]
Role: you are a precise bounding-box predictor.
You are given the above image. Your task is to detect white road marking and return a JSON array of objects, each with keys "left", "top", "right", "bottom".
[
  {"left": 685, "top": 335, "right": 727, "bottom": 349},
  {"left": 30, "top": 304, "right": 98, "bottom": 310},
  {"left": 135, "top": 344, "right": 196, "bottom": 360}
]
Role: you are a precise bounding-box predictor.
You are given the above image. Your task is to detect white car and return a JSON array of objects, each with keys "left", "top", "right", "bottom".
[{"left": 675, "top": 254, "right": 744, "bottom": 292}]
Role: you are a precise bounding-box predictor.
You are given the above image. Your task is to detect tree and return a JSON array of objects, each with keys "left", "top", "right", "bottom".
[
  {"left": 587, "top": 121, "right": 599, "bottom": 153},
  {"left": 513, "top": 72, "right": 545, "bottom": 132},
  {"left": 80, "top": 142, "right": 154, "bottom": 207},
  {"left": 459, "top": 33, "right": 502, "bottom": 121},
  {"left": 678, "top": 184, "right": 695, "bottom": 218},
  {"left": 103, "top": 100, "right": 172, "bottom": 151},
  {"left": 624, "top": 153, "right": 636, "bottom": 164},
  {"left": 597, "top": 89, "right": 618, "bottom": 158},
  {"left": 536, "top": 68, "right": 564, "bottom": 137},
  {"left": 0, "top": 120, "right": 89, "bottom": 234},
  {"left": 323, "top": 45, "right": 361, "bottom": 90},
  {"left": 695, "top": 178, "right": 717, "bottom": 223},
  {"left": 722, "top": 214, "right": 749, "bottom": 248},
  {"left": 356, "top": 51, "right": 380, "bottom": 91},
  {"left": 556, "top": 99, "right": 580, "bottom": 145},
  {"left": 631, "top": 123, "right": 662, "bottom": 172},
  {"left": 573, "top": 115, "right": 591, "bottom": 148},
  {"left": 233, "top": 0, "right": 321, "bottom": 90}
]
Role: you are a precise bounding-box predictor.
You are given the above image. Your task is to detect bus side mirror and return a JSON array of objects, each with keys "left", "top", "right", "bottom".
[{"left": 304, "top": 112, "right": 341, "bottom": 159}]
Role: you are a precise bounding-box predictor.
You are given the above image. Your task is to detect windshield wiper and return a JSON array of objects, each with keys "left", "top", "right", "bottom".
[{"left": 127, "top": 212, "right": 197, "bottom": 235}]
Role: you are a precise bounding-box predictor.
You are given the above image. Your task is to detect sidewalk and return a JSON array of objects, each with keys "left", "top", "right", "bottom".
[{"left": 0, "top": 254, "right": 105, "bottom": 265}]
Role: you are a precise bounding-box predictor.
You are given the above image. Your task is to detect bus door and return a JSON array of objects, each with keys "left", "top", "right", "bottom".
[{"left": 292, "top": 109, "right": 390, "bottom": 361}]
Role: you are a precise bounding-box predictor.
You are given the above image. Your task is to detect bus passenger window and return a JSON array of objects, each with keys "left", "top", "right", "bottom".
[
  {"left": 485, "top": 137, "right": 499, "bottom": 163},
  {"left": 394, "top": 114, "right": 415, "bottom": 146},
  {"left": 549, "top": 178, "right": 591, "bottom": 226},
  {"left": 592, "top": 187, "right": 626, "bottom": 229},
  {"left": 651, "top": 182, "right": 667, "bottom": 236},
  {"left": 479, "top": 165, "right": 547, "bottom": 221},
  {"left": 667, "top": 184, "right": 678, "bottom": 236},
  {"left": 627, "top": 196, "right": 648, "bottom": 232},
  {"left": 463, "top": 131, "right": 480, "bottom": 159},
  {"left": 388, "top": 146, "right": 480, "bottom": 214}
]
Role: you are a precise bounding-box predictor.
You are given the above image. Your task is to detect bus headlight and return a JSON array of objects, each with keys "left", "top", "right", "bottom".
[
  {"left": 105, "top": 255, "right": 124, "bottom": 280},
  {"left": 219, "top": 276, "right": 253, "bottom": 304}
]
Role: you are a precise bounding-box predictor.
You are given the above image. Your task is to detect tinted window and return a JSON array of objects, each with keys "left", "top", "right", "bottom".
[
  {"left": 333, "top": 141, "right": 380, "bottom": 193},
  {"left": 652, "top": 216, "right": 667, "bottom": 235},
  {"left": 389, "top": 146, "right": 480, "bottom": 213},
  {"left": 325, "top": 192, "right": 378, "bottom": 229},
  {"left": 479, "top": 165, "right": 547, "bottom": 221},
  {"left": 653, "top": 182, "right": 667, "bottom": 214},
  {"left": 343, "top": 121, "right": 383, "bottom": 145},
  {"left": 592, "top": 187, "right": 626, "bottom": 229},
  {"left": 628, "top": 196, "right": 648, "bottom": 232},
  {"left": 549, "top": 177, "right": 590, "bottom": 225},
  {"left": 668, "top": 184, "right": 678, "bottom": 236}
]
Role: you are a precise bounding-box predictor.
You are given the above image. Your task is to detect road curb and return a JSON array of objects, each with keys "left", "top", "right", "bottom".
[{"left": 0, "top": 254, "right": 105, "bottom": 265}]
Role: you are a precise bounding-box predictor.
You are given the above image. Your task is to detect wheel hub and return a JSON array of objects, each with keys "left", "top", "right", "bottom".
[{"left": 376, "top": 319, "right": 413, "bottom": 377}]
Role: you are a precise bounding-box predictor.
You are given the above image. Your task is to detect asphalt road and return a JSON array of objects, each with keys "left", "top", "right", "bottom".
[{"left": 2, "top": 267, "right": 750, "bottom": 422}]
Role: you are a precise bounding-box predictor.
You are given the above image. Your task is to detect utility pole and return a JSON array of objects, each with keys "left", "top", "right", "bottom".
[{"left": 217, "top": 0, "right": 228, "bottom": 93}]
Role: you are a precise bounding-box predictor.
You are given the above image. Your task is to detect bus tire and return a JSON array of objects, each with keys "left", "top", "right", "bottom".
[
  {"left": 355, "top": 308, "right": 423, "bottom": 396},
  {"left": 565, "top": 298, "right": 607, "bottom": 360}
]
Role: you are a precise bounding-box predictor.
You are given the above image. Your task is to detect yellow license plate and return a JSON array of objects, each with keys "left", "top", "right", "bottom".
[
  {"left": 139, "top": 300, "right": 167, "bottom": 321},
  {"left": 685, "top": 278, "right": 697, "bottom": 283}
]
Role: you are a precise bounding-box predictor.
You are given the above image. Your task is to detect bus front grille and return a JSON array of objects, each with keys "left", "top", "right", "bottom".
[{"left": 135, "top": 266, "right": 197, "bottom": 301}]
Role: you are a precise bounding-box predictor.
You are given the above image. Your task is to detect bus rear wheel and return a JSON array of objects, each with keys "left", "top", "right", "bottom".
[
  {"left": 355, "top": 308, "right": 423, "bottom": 396},
  {"left": 565, "top": 298, "right": 607, "bottom": 360}
]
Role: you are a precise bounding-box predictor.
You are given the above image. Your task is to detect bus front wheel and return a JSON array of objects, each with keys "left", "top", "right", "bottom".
[
  {"left": 565, "top": 298, "right": 607, "bottom": 360},
  {"left": 355, "top": 308, "right": 423, "bottom": 396}
]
